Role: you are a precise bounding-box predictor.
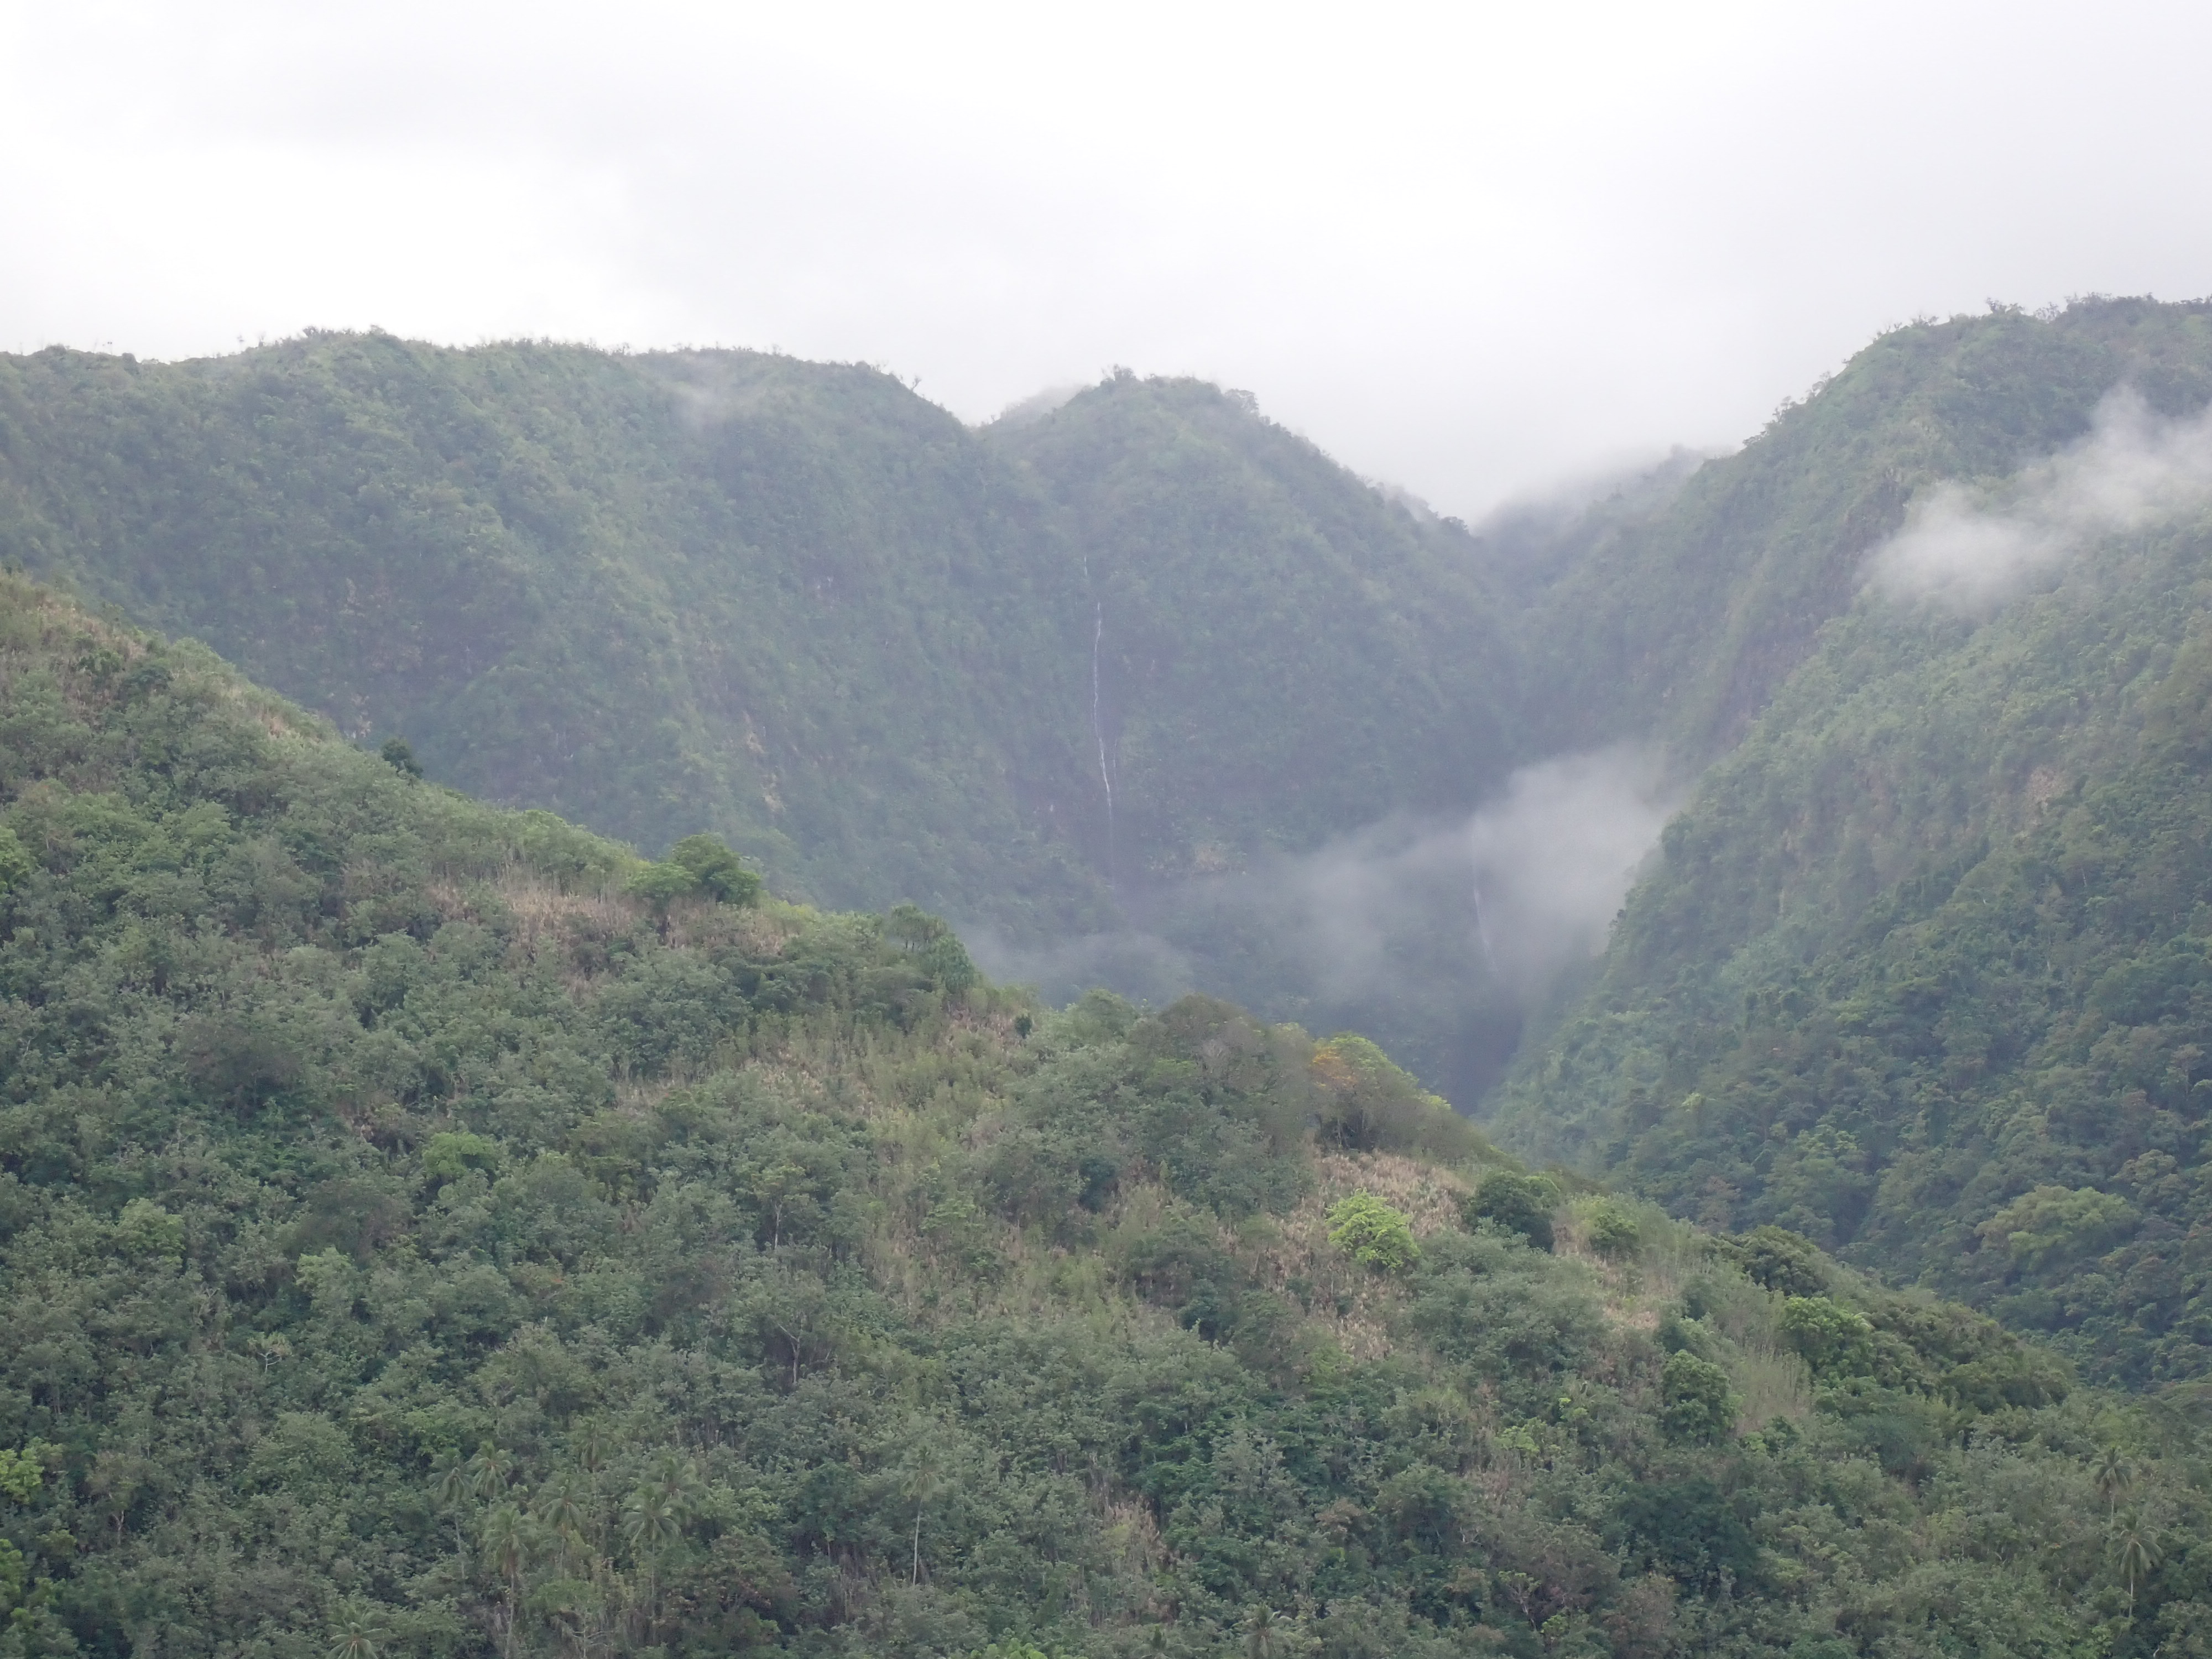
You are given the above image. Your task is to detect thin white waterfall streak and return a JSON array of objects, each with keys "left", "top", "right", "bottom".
[
  {"left": 1091, "top": 601, "right": 1115, "bottom": 864},
  {"left": 1470, "top": 875, "right": 1499, "bottom": 975}
]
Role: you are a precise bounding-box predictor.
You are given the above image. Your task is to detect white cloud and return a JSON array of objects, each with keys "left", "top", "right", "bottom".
[
  {"left": 964, "top": 747, "right": 1673, "bottom": 1016},
  {"left": 1466, "top": 749, "right": 1676, "bottom": 994},
  {"left": 1867, "top": 389, "right": 2212, "bottom": 611}
]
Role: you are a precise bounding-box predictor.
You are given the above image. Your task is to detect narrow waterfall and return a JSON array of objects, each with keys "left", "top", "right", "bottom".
[
  {"left": 1091, "top": 599, "right": 1116, "bottom": 874},
  {"left": 1471, "top": 872, "right": 1499, "bottom": 975}
]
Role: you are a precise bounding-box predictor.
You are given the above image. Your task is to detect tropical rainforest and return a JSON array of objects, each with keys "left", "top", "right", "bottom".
[{"left": 7, "top": 295, "right": 2212, "bottom": 1656}]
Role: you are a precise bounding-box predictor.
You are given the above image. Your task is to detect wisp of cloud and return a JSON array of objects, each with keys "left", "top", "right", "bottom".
[
  {"left": 1867, "top": 388, "right": 2212, "bottom": 612},
  {"left": 964, "top": 745, "right": 1673, "bottom": 1052},
  {"left": 1465, "top": 748, "right": 1675, "bottom": 995}
]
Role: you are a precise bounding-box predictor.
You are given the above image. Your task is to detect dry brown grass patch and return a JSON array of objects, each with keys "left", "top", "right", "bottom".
[
  {"left": 489, "top": 871, "right": 633, "bottom": 942},
  {"left": 1311, "top": 1149, "right": 1472, "bottom": 1229},
  {"left": 1234, "top": 1150, "right": 1475, "bottom": 1363}
]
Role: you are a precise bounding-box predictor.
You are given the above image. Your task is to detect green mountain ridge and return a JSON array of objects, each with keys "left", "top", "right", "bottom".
[
  {"left": 0, "top": 338, "right": 1509, "bottom": 931},
  {"left": 1489, "top": 301, "right": 2212, "bottom": 1390},
  {"left": 0, "top": 573, "right": 2205, "bottom": 1659},
  {"left": 0, "top": 335, "right": 1526, "bottom": 1098},
  {"left": 0, "top": 337, "right": 1108, "bottom": 937},
  {"left": 1515, "top": 298, "right": 2212, "bottom": 766},
  {"left": 18, "top": 298, "right": 2212, "bottom": 1421}
]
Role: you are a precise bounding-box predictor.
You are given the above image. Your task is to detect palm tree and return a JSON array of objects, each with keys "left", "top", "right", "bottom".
[
  {"left": 432, "top": 1460, "right": 473, "bottom": 1561},
  {"left": 571, "top": 1427, "right": 611, "bottom": 1564},
  {"left": 468, "top": 1443, "right": 514, "bottom": 1503},
  {"left": 534, "top": 1475, "right": 589, "bottom": 1576},
  {"left": 904, "top": 1444, "right": 942, "bottom": 1587},
  {"left": 643, "top": 1452, "right": 699, "bottom": 1521},
  {"left": 434, "top": 1459, "right": 471, "bottom": 1510},
  {"left": 480, "top": 1501, "right": 531, "bottom": 1659},
  {"left": 327, "top": 1614, "right": 382, "bottom": 1659},
  {"left": 2093, "top": 1446, "right": 2135, "bottom": 1521},
  {"left": 2111, "top": 1512, "right": 2163, "bottom": 1619},
  {"left": 1244, "top": 1605, "right": 1276, "bottom": 1659},
  {"left": 622, "top": 1491, "right": 681, "bottom": 1631}
]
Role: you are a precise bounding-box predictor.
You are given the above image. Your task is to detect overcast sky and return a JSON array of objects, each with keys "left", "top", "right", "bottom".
[{"left": 4, "top": 0, "right": 2210, "bottom": 515}]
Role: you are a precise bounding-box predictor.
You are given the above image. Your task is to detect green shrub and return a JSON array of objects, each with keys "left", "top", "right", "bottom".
[
  {"left": 1327, "top": 1192, "right": 1421, "bottom": 1272},
  {"left": 1583, "top": 1198, "right": 1641, "bottom": 1258},
  {"left": 1780, "top": 1296, "right": 1877, "bottom": 1377},
  {"left": 1726, "top": 1227, "right": 1829, "bottom": 1297},
  {"left": 669, "top": 833, "right": 761, "bottom": 906},
  {"left": 884, "top": 902, "right": 980, "bottom": 992},
  {"left": 422, "top": 1131, "right": 502, "bottom": 1181},
  {"left": 1660, "top": 1350, "right": 1739, "bottom": 1443},
  {"left": 113, "top": 1198, "right": 184, "bottom": 1260},
  {"left": 1463, "top": 1171, "right": 1559, "bottom": 1251},
  {"left": 1312, "top": 1034, "right": 1478, "bottom": 1160},
  {"left": 624, "top": 858, "right": 698, "bottom": 915}
]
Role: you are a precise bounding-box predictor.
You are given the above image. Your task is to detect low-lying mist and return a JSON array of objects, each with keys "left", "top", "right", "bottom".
[
  {"left": 1867, "top": 387, "right": 2212, "bottom": 612},
  {"left": 965, "top": 747, "right": 1674, "bottom": 1107}
]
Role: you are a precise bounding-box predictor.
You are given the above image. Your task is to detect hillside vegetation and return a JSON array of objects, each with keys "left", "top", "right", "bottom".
[
  {"left": 988, "top": 374, "right": 1509, "bottom": 881},
  {"left": 1491, "top": 301, "right": 2212, "bottom": 1391},
  {"left": 2, "top": 578, "right": 2207, "bottom": 1659},
  {"left": 14, "top": 302, "right": 2212, "bottom": 1117},
  {"left": 1514, "top": 299, "right": 2212, "bottom": 766},
  {"left": 0, "top": 340, "right": 1508, "bottom": 946},
  {"left": 0, "top": 339, "right": 1104, "bottom": 940}
]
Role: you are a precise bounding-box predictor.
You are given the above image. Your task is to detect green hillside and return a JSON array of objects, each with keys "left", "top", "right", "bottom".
[
  {"left": 4, "top": 576, "right": 2207, "bottom": 1659},
  {"left": 0, "top": 336, "right": 1107, "bottom": 940},
  {"left": 0, "top": 338, "right": 1512, "bottom": 954},
  {"left": 981, "top": 374, "right": 1519, "bottom": 1103},
  {"left": 1489, "top": 300, "right": 2212, "bottom": 1389},
  {"left": 1515, "top": 299, "right": 2212, "bottom": 764},
  {"left": 985, "top": 373, "right": 1510, "bottom": 883}
]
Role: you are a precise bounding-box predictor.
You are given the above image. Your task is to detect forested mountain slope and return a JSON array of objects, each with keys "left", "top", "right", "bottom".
[
  {"left": 0, "top": 337, "right": 1104, "bottom": 938},
  {"left": 1490, "top": 305, "right": 2212, "bottom": 1390},
  {"left": 0, "top": 338, "right": 1511, "bottom": 953},
  {"left": 1514, "top": 299, "right": 2212, "bottom": 765},
  {"left": 4, "top": 575, "right": 2211, "bottom": 1659},
  {"left": 983, "top": 374, "right": 1510, "bottom": 884}
]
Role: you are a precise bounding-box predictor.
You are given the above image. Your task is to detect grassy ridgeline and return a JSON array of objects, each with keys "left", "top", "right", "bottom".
[{"left": 0, "top": 577, "right": 2206, "bottom": 1658}]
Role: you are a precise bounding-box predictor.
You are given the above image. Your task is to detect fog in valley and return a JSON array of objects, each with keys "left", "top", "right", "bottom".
[
  {"left": 968, "top": 747, "right": 1676, "bottom": 1102},
  {"left": 8, "top": 2, "right": 2212, "bottom": 1100}
]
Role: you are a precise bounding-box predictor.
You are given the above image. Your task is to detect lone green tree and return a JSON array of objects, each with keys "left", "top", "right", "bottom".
[
  {"left": 1660, "top": 1351, "right": 1739, "bottom": 1444},
  {"left": 2111, "top": 1513, "right": 2162, "bottom": 1618},
  {"left": 377, "top": 737, "right": 424, "bottom": 778},
  {"left": 1327, "top": 1192, "right": 1420, "bottom": 1272},
  {"left": 668, "top": 833, "right": 761, "bottom": 906},
  {"left": 1463, "top": 1172, "right": 1559, "bottom": 1250}
]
